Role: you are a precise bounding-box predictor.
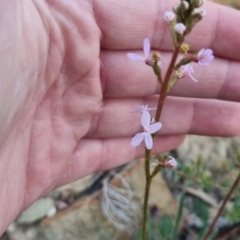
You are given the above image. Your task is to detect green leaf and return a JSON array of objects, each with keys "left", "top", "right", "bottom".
[
  {"left": 171, "top": 193, "right": 185, "bottom": 240},
  {"left": 158, "top": 215, "right": 173, "bottom": 239},
  {"left": 152, "top": 61, "right": 162, "bottom": 84},
  {"left": 167, "top": 76, "right": 178, "bottom": 92}
]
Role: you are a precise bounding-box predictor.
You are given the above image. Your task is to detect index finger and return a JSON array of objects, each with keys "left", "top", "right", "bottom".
[{"left": 94, "top": 0, "right": 240, "bottom": 60}]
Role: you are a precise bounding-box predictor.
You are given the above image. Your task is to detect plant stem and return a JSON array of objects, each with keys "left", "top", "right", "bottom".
[
  {"left": 142, "top": 149, "right": 151, "bottom": 240},
  {"left": 141, "top": 45, "right": 182, "bottom": 240},
  {"left": 202, "top": 171, "right": 240, "bottom": 240},
  {"left": 155, "top": 44, "right": 181, "bottom": 122},
  {"left": 172, "top": 193, "right": 185, "bottom": 240}
]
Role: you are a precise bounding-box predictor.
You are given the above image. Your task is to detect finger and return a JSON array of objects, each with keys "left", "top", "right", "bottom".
[
  {"left": 87, "top": 96, "right": 240, "bottom": 138},
  {"left": 94, "top": 0, "right": 240, "bottom": 60},
  {"left": 101, "top": 50, "right": 240, "bottom": 101},
  {"left": 56, "top": 135, "right": 185, "bottom": 186}
]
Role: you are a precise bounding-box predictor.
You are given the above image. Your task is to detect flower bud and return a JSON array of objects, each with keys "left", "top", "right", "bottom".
[
  {"left": 166, "top": 156, "right": 177, "bottom": 168},
  {"left": 182, "top": 1, "right": 189, "bottom": 10},
  {"left": 180, "top": 43, "right": 190, "bottom": 54},
  {"left": 164, "top": 11, "right": 176, "bottom": 22},
  {"left": 152, "top": 52, "right": 161, "bottom": 61},
  {"left": 174, "top": 23, "right": 186, "bottom": 35},
  {"left": 192, "top": 8, "right": 206, "bottom": 17},
  {"left": 191, "top": 0, "right": 203, "bottom": 8},
  {"left": 197, "top": 0, "right": 203, "bottom": 7},
  {"left": 173, "top": 3, "right": 180, "bottom": 13}
]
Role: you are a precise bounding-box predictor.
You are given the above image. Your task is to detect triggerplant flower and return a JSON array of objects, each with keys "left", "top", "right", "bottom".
[
  {"left": 166, "top": 156, "right": 177, "bottom": 168},
  {"left": 178, "top": 63, "right": 198, "bottom": 82},
  {"left": 197, "top": 48, "right": 214, "bottom": 66},
  {"left": 151, "top": 156, "right": 178, "bottom": 169},
  {"left": 131, "top": 111, "right": 162, "bottom": 150},
  {"left": 127, "top": 38, "right": 150, "bottom": 61}
]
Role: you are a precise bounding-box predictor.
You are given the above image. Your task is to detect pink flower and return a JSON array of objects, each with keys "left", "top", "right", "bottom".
[
  {"left": 174, "top": 23, "right": 186, "bottom": 35},
  {"left": 197, "top": 48, "right": 214, "bottom": 66},
  {"left": 164, "top": 11, "right": 175, "bottom": 22},
  {"left": 133, "top": 105, "right": 157, "bottom": 114},
  {"left": 166, "top": 156, "right": 177, "bottom": 168},
  {"left": 131, "top": 111, "right": 162, "bottom": 150},
  {"left": 127, "top": 38, "right": 150, "bottom": 61},
  {"left": 179, "top": 64, "right": 198, "bottom": 82},
  {"left": 152, "top": 156, "right": 178, "bottom": 169}
]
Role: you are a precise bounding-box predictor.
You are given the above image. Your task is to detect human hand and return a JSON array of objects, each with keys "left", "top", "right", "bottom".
[{"left": 0, "top": 0, "right": 239, "bottom": 234}]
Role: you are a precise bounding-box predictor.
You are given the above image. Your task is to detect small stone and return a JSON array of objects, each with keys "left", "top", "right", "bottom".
[
  {"left": 17, "top": 198, "right": 55, "bottom": 224},
  {"left": 46, "top": 207, "right": 57, "bottom": 218}
]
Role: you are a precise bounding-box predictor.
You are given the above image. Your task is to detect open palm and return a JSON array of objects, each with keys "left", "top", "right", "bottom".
[{"left": 0, "top": 0, "right": 240, "bottom": 233}]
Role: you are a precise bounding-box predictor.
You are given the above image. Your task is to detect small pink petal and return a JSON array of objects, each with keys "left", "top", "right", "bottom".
[
  {"left": 131, "top": 133, "right": 144, "bottom": 147},
  {"left": 180, "top": 64, "right": 198, "bottom": 82},
  {"left": 137, "top": 105, "right": 149, "bottom": 113},
  {"left": 143, "top": 38, "right": 150, "bottom": 58},
  {"left": 189, "top": 73, "right": 198, "bottom": 82},
  {"left": 147, "top": 107, "right": 157, "bottom": 111},
  {"left": 149, "top": 122, "right": 162, "bottom": 134},
  {"left": 144, "top": 134, "right": 153, "bottom": 150},
  {"left": 197, "top": 48, "right": 205, "bottom": 57},
  {"left": 204, "top": 49, "right": 213, "bottom": 55},
  {"left": 127, "top": 53, "right": 145, "bottom": 61},
  {"left": 198, "top": 61, "right": 208, "bottom": 67},
  {"left": 208, "top": 55, "right": 214, "bottom": 61},
  {"left": 141, "top": 111, "right": 151, "bottom": 130}
]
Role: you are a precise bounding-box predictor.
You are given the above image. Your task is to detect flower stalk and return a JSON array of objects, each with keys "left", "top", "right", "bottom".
[
  {"left": 155, "top": 43, "right": 183, "bottom": 122},
  {"left": 142, "top": 149, "right": 151, "bottom": 240},
  {"left": 141, "top": 45, "right": 182, "bottom": 240},
  {"left": 127, "top": 2, "right": 214, "bottom": 239}
]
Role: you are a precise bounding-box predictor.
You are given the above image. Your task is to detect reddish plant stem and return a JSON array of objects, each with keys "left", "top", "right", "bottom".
[
  {"left": 203, "top": 171, "right": 240, "bottom": 240},
  {"left": 155, "top": 44, "right": 181, "bottom": 122},
  {"left": 142, "top": 44, "right": 182, "bottom": 240}
]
